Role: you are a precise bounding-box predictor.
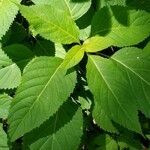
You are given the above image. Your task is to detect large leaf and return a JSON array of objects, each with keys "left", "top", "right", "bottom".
[
  {"left": 0, "top": 47, "right": 21, "bottom": 89},
  {"left": 87, "top": 47, "right": 150, "bottom": 133},
  {"left": 8, "top": 57, "right": 77, "bottom": 141},
  {"left": 24, "top": 100, "right": 83, "bottom": 150},
  {"left": 20, "top": 5, "right": 79, "bottom": 44},
  {"left": 91, "top": 6, "right": 150, "bottom": 49},
  {"left": 0, "top": 0, "right": 20, "bottom": 39},
  {"left": 0, "top": 124, "right": 9, "bottom": 150},
  {"left": 32, "top": 0, "right": 91, "bottom": 20},
  {"left": 0, "top": 94, "right": 12, "bottom": 119}
]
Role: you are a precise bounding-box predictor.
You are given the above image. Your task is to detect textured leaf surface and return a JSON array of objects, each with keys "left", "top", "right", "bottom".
[
  {"left": 91, "top": 6, "right": 150, "bottom": 48},
  {"left": 62, "top": 45, "right": 85, "bottom": 69},
  {"left": 24, "top": 101, "right": 83, "bottom": 150},
  {"left": 0, "top": 94, "right": 12, "bottom": 119},
  {"left": 0, "top": 48, "right": 21, "bottom": 89},
  {"left": 0, "top": 0, "right": 19, "bottom": 39},
  {"left": 20, "top": 5, "right": 79, "bottom": 44},
  {"left": 32, "top": 0, "right": 91, "bottom": 20},
  {"left": 8, "top": 57, "right": 77, "bottom": 141},
  {"left": 87, "top": 47, "right": 150, "bottom": 133},
  {"left": 0, "top": 124, "right": 9, "bottom": 150}
]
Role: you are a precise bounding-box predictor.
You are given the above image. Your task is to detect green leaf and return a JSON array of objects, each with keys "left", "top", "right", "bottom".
[
  {"left": 61, "top": 45, "right": 85, "bottom": 69},
  {"left": 0, "top": 124, "right": 9, "bottom": 150},
  {"left": 83, "top": 36, "right": 113, "bottom": 52},
  {"left": 55, "top": 43, "right": 66, "bottom": 59},
  {"left": 0, "top": 0, "right": 20, "bottom": 39},
  {"left": 20, "top": 5, "right": 80, "bottom": 44},
  {"left": 0, "top": 48, "right": 21, "bottom": 89},
  {"left": 91, "top": 6, "right": 150, "bottom": 48},
  {"left": 8, "top": 57, "right": 77, "bottom": 141},
  {"left": 87, "top": 47, "right": 150, "bottom": 133},
  {"left": 78, "top": 96, "right": 91, "bottom": 110},
  {"left": 32, "top": 0, "right": 91, "bottom": 20},
  {"left": 0, "top": 94, "right": 12, "bottom": 119},
  {"left": 24, "top": 100, "right": 83, "bottom": 150}
]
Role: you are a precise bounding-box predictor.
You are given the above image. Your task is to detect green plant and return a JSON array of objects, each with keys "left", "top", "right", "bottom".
[{"left": 0, "top": 0, "right": 150, "bottom": 149}]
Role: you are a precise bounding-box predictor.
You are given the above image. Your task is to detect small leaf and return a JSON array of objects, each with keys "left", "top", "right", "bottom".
[
  {"left": 8, "top": 57, "right": 77, "bottom": 141},
  {"left": 61, "top": 45, "right": 85, "bottom": 69},
  {"left": 20, "top": 5, "right": 80, "bottom": 44},
  {"left": 55, "top": 43, "right": 66, "bottom": 59},
  {"left": 0, "top": 124, "right": 9, "bottom": 150},
  {"left": 0, "top": 94, "right": 12, "bottom": 119}
]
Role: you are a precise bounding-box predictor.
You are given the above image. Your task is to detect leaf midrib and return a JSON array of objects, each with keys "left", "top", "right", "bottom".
[
  {"left": 11, "top": 60, "right": 63, "bottom": 140},
  {"left": 111, "top": 57, "right": 150, "bottom": 86},
  {"left": 89, "top": 56, "right": 136, "bottom": 124},
  {"left": 31, "top": 7, "right": 79, "bottom": 43}
]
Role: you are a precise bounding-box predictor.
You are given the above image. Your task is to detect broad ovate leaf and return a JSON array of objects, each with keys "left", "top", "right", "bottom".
[
  {"left": 91, "top": 6, "right": 150, "bottom": 49},
  {"left": 20, "top": 5, "right": 80, "bottom": 44},
  {"left": 24, "top": 100, "right": 83, "bottom": 150},
  {"left": 0, "top": 0, "right": 20, "bottom": 39},
  {"left": 8, "top": 57, "right": 77, "bottom": 141},
  {"left": 0, "top": 47, "right": 21, "bottom": 89},
  {"left": 61, "top": 45, "right": 85, "bottom": 69},
  {"left": 87, "top": 47, "right": 150, "bottom": 133},
  {"left": 32, "top": 0, "right": 91, "bottom": 20},
  {"left": 0, "top": 94, "right": 12, "bottom": 119}
]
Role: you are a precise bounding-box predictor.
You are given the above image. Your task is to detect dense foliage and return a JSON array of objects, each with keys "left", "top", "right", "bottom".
[{"left": 0, "top": 0, "right": 150, "bottom": 149}]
